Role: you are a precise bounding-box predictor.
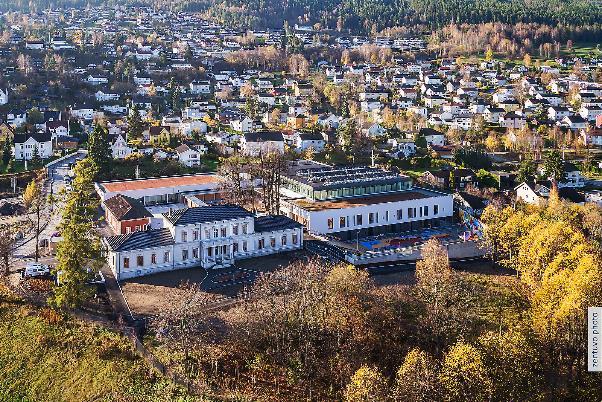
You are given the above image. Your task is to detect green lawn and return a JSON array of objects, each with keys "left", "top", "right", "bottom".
[{"left": 0, "top": 285, "right": 197, "bottom": 402}]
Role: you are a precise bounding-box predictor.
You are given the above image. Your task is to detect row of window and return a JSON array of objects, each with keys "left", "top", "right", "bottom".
[
  {"left": 327, "top": 205, "right": 440, "bottom": 230},
  {"left": 120, "top": 233, "right": 300, "bottom": 269},
  {"left": 123, "top": 251, "right": 170, "bottom": 268},
  {"left": 181, "top": 223, "right": 249, "bottom": 242}
]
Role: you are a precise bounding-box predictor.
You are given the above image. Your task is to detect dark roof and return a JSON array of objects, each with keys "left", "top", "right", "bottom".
[
  {"left": 163, "top": 205, "right": 253, "bottom": 226},
  {"left": 13, "top": 132, "right": 52, "bottom": 144},
  {"left": 149, "top": 126, "right": 170, "bottom": 136},
  {"left": 298, "top": 132, "right": 324, "bottom": 141},
  {"left": 104, "top": 228, "right": 174, "bottom": 252},
  {"left": 456, "top": 192, "right": 487, "bottom": 210},
  {"left": 244, "top": 130, "right": 284, "bottom": 142},
  {"left": 104, "top": 194, "right": 152, "bottom": 221},
  {"left": 254, "top": 215, "right": 303, "bottom": 232},
  {"left": 419, "top": 127, "right": 444, "bottom": 137},
  {"left": 558, "top": 187, "right": 585, "bottom": 203}
]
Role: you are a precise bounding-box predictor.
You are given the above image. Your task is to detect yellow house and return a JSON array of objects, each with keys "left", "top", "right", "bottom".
[
  {"left": 148, "top": 126, "right": 171, "bottom": 145},
  {"left": 287, "top": 114, "right": 306, "bottom": 129},
  {"left": 0, "top": 122, "right": 14, "bottom": 142}
]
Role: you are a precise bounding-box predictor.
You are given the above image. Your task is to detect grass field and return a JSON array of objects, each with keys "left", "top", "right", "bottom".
[{"left": 0, "top": 284, "right": 197, "bottom": 402}]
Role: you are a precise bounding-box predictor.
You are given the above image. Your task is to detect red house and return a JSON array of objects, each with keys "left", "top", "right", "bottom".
[{"left": 104, "top": 194, "right": 153, "bottom": 235}]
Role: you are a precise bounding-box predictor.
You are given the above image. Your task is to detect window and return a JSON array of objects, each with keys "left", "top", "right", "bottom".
[
  {"left": 419, "top": 207, "right": 423, "bottom": 217},
  {"left": 270, "top": 237, "right": 276, "bottom": 247},
  {"left": 182, "top": 249, "right": 189, "bottom": 260},
  {"left": 356, "top": 214, "right": 363, "bottom": 225},
  {"left": 328, "top": 218, "right": 334, "bottom": 229},
  {"left": 208, "top": 247, "right": 213, "bottom": 257},
  {"left": 408, "top": 208, "right": 415, "bottom": 219},
  {"left": 242, "top": 223, "right": 248, "bottom": 234},
  {"left": 292, "top": 233, "right": 298, "bottom": 244},
  {"left": 369, "top": 212, "right": 375, "bottom": 224},
  {"left": 339, "top": 216, "right": 346, "bottom": 228},
  {"left": 164, "top": 251, "right": 170, "bottom": 263},
  {"left": 222, "top": 245, "right": 227, "bottom": 254},
  {"left": 205, "top": 229, "right": 210, "bottom": 238},
  {"left": 221, "top": 227, "right": 227, "bottom": 237},
  {"left": 123, "top": 257, "right": 130, "bottom": 268},
  {"left": 151, "top": 253, "right": 157, "bottom": 264},
  {"left": 125, "top": 226, "right": 131, "bottom": 234},
  {"left": 135, "top": 225, "right": 140, "bottom": 231},
  {"left": 424, "top": 206, "right": 429, "bottom": 216},
  {"left": 213, "top": 228, "right": 219, "bottom": 238},
  {"left": 233, "top": 242, "right": 239, "bottom": 253},
  {"left": 232, "top": 225, "right": 239, "bottom": 235},
  {"left": 434, "top": 205, "right": 439, "bottom": 215},
  {"left": 193, "top": 230, "right": 199, "bottom": 240},
  {"left": 193, "top": 248, "right": 199, "bottom": 259},
  {"left": 385, "top": 211, "right": 389, "bottom": 222},
  {"left": 181, "top": 231, "right": 187, "bottom": 242},
  {"left": 281, "top": 235, "right": 287, "bottom": 246},
  {"left": 258, "top": 238, "right": 265, "bottom": 249},
  {"left": 397, "top": 209, "right": 403, "bottom": 220},
  {"left": 242, "top": 241, "right": 248, "bottom": 251},
  {"left": 137, "top": 255, "right": 144, "bottom": 267}
]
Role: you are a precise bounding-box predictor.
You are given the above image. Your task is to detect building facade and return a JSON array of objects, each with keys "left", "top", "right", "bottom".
[
  {"left": 280, "top": 161, "right": 454, "bottom": 239},
  {"left": 103, "top": 205, "right": 303, "bottom": 280}
]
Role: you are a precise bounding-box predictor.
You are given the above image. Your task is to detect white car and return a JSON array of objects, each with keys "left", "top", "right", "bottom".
[{"left": 23, "top": 263, "right": 50, "bottom": 278}]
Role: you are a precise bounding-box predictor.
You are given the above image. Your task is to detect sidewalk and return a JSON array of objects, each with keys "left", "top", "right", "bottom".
[{"left": 100, "top": 264, "right": 135, "bottom": 323}]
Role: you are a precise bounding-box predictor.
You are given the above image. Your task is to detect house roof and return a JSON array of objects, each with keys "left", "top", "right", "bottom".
[
  {"left": 104, "top": 194, "right": 152, "bottom": 221},
  {"left": 98, "top": 174, "right": 221, "bottom": 193},
  {"left": 244, "top": 130, "right": 284, "bottom": 142},
  {"left": 456, "top": 192, "right": 487, "bottom": 210},
  {"left": 104, "top": 228, "right": 174, "bottom": 252},
  {"left": 298, "top": 132, "right": 324, "bottom": 141},
  {"left": 558, "top": 187, "right": 585, "bottom": 203},
  {"left": 13, "top": 132, "right": 52, "bottom": 144},
  {"left": 254, "top": 215, "right": 303, "bottom": 232},
  {"left": 163, "top": 205, "right": 253, "bottom": 226}
]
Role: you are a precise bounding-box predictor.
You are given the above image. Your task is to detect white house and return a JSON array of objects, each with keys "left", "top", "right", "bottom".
[
  {"left": 0, "top": 89, "right": 8, "bottom": 105},
  {"left": 175, "top": 144, "right": 202, "bottom": 167},
  {"left": 240, "top": 131, "right": 285, "bottom": 156},
  {"left": 111, "top": 134, "right": 133, "bottom": 159},
  {"left": 7, "top": 110, "right": 27, "bottom": 127},
  {"left": 102, "top": 205, "right": 303, "bottom": 280},
  {"left": 231, "top": 116, "right": 254, "bottom": 133},
  {"left": 13, "top": 132, "right": 53, "bottom": 160},
  {"left": 293, "top": 132, "right": 325, "bottom": 152},
  {"left": 190, "top": 80, "right": 211, "bottom": 95}
]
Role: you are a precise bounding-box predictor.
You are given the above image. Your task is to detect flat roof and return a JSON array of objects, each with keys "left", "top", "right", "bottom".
[
  {"left": 98, "top": 174, "right": 221, "bottom": 194},
  {"left": 289, "top": 189, "right": 445, "bottom": 212}
]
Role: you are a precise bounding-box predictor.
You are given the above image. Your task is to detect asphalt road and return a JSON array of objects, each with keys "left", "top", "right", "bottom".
[{"left": 13, "top": 152, "right": 86, "bottom": 260}]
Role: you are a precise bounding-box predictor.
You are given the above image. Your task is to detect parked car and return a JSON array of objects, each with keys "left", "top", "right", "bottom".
[{"left": 22, "top": 263, "right": 51, "bottom": 278}]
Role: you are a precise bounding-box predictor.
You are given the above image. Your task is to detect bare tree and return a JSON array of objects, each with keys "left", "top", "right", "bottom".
[{"left": 23, "top": 175, "right": 48, "bottom": 262}]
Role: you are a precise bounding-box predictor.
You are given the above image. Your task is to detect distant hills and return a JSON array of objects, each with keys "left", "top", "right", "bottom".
[{"left": 3, "top": 0, "right": 602, "bottom": 31}]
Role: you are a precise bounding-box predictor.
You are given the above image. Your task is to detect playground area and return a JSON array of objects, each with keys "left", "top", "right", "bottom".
[{"left": 333, "top": 223, "right": 479, "bottom": 253}]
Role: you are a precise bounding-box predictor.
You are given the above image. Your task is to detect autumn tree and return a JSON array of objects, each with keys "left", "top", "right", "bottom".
[
  {"left": 393, "top": 348, "right": 441, "bottom": 401},
  {"left": 23, "top": 176, "right": 47, "bottom": 262},
  {"left": 439, "top": 341, "right": 491, "bottom": 402},
  {"left": 344, "top": 365, "right": 388, "bottom": 402}
]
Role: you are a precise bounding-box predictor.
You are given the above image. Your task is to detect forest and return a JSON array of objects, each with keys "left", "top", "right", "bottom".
[{"left": 3, "top": 0, "right": 602, "bottom": 33}]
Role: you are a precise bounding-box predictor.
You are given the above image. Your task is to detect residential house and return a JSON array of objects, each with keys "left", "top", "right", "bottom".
[
  {"left": 240, "top": 131, "right": 285, "bottom": 156},
  {"left": 13, "top": 132, "right": 53, "bottom": 160},
  {"left": 176, "top": 143, "right": 202, "bottom": 167}
]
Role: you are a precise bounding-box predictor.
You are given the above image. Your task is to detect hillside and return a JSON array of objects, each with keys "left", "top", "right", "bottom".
[
  {"left": 3, "top": 0, "right": 602, "bottom": 31},
  {"left": 0, "top": 285, "right": 197, "bottom": 402}
]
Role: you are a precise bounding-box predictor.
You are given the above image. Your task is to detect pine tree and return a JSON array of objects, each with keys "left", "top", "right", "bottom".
[
  {"left": 30, "top": 144, "right": 42, "bottom": 167},
  {"left": 49, "top": 158, "right": 102, "bottom": 309},
  {"left": 543, "top": 149, "right": 564, "bottom": 187},
  {"left": 2, "top": 139, "right": 11, "bottom": 167},
  {"left": 87, "top": 124, "right": 112, "bottom": 179},
  {"left": 127, "top": 105, "right": 143, "bottom": 140}
]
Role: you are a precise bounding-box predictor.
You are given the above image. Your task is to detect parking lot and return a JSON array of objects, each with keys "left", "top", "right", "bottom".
[{"left": 120, "top": 250, "right": 309, "bottom": 316}]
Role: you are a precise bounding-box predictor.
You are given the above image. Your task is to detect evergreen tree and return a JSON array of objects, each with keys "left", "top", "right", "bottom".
[
  {"left": 543, "top": 149, "right": 564, "bottom": 186},
  {"left": 49, "top": 158, "right": 102, "bottom": 309},
  {"left": 87, "top": 124, "right": 112, "bottom": 179},
  {"left": 127, "top": 105, "right": 144, "bottom": 140},
  {"left": 517, "top": 155, "right": 537, "bottom": 183},
  {"left": 2, "top": 139, "right": 11, "bottom": 167},
  {"left": 30, "top": 144, "right": 42, "bottom": 167}
]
